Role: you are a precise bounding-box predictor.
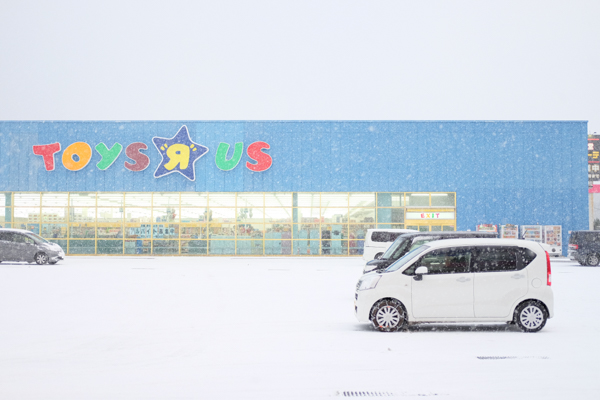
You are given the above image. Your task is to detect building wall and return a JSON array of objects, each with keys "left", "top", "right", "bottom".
[{"left": 0, "top": 120, "right": 589, "bottom": 250}]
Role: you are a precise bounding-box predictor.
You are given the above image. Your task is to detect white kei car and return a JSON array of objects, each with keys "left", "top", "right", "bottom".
[{"left": 355, "top": 239, "right": 554, "bottom": 333}]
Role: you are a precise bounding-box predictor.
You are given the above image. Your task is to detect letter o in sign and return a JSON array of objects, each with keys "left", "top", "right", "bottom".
[{"left": 62, "top": 142, "right": 92, "bottom": 171}]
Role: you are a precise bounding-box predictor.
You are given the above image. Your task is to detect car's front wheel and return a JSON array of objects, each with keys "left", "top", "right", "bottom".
[
  {"left": 34, "top": 252, "right": 48, "bottom": 265},
  {"left": 371, "top": 299, "right": 407, "bottom": 332},
  {"left": 586, "top": 253, "right": 600, "bottom": 266},
  {"left": 514, "top": 300, "right": 548, "bottom": 333}
]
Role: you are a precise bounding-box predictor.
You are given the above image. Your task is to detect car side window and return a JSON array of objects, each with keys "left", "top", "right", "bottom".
[
  {"left": 11, "top": 234, "right": 28, "bottom": 243},
  {"left": 0, "top": 232, "right": 10, "bottom": 241},
  {"left": 471, "top": 246, "right": 518, "bottom": 272},
  {"left": 517, "top": 247, "right": 537, "bottom": 269},
  {"left": 404, "top": 247, "right": 471, "bottom": 275},
  {"left": 21, "top": 235, "right": 36, "bottom": 244}
]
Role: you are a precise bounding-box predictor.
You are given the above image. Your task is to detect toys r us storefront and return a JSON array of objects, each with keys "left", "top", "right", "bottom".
[{"left": 0, "top": 121, "right": 588, "bottom": 256}]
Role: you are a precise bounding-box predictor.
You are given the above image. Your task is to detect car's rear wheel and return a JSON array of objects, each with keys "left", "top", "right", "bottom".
[
  {"left": 514, "top": 300, "right": 548, "bottom": 333},
  {"left": 586, "top": 253, "right": 600, "bottom": 266},
  {"left": 371, "top": 299, "right": 407, "bottom": 332},
  {"left": 34, "top": 252, "right": 48, "bottom": 265}
]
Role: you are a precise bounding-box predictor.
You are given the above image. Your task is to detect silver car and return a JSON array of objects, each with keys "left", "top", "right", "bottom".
[{"left": 0, "top": 229, "right": 65, "bottom": 264}]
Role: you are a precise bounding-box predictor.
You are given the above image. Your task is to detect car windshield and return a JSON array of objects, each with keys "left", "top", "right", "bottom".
[
  {"left": 384, "top": 245, "right": 430, "bottom": 272},
  {"left": 381, "top": 237, "right": 411, "bottom": 260},
  {"left": 25, "top": 232, "right": 49, "bottom": 244}
]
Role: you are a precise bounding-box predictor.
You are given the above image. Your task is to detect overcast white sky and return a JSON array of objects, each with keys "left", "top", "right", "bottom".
[{"left": 0, "top": 0, "right": 598, "bottom": 133}]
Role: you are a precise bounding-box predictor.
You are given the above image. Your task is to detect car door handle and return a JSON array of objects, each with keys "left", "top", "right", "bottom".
[
  {"left": 511, "top": 274, "right": 526, "bottom": 279},
  {"left": 456, "top": 277, "right": 471, "bottom": 282}
]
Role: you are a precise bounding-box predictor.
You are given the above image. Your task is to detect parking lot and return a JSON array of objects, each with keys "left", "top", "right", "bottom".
[{"left": 0, "top": 256, "right": 598, "bottom": 399}]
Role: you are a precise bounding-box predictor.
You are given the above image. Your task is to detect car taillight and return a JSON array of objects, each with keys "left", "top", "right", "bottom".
[
  {"left": 546, "top": 251, "right": 552, "bottom": 286},
  {"left": 569, "top": 244, "right": 578, "bottom": 250}
]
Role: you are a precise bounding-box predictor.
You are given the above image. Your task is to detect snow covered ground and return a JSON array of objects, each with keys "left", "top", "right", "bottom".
[{"left": 0, "top": 256, "right": 598, "bottom": 399}]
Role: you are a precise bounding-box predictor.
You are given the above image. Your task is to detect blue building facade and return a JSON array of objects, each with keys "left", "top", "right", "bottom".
[{"left": 0, "top": 121, "right": 588, "bottom": 256}]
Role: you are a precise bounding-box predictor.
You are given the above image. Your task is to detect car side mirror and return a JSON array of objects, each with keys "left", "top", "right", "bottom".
[{"left": 414, "top": 266, "right": 428, "bottom": 281}]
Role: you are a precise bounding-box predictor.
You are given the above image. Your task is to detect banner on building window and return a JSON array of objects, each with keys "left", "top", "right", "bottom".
[{"left": 589, "top": 136, "right": 600, "bottom": 193}]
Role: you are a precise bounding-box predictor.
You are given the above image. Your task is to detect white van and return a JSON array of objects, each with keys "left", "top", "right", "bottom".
[
  {"left": 362, "top": 229, "right": 418, "bottom": 261},
  {"left": 355, "top": 238, "right": 554, "bottom": 333}
]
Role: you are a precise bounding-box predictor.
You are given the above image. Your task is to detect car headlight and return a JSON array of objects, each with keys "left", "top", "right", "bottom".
[{"left": 357, "top": 275, "right": 381, "bottom": 291}]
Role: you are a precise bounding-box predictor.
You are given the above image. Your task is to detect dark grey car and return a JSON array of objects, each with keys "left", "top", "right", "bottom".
[{"left": 0, "top": 229, "right": 65, "bottom": 264}]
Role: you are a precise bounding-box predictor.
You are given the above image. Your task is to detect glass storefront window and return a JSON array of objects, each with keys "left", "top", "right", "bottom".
[
  {"left": 42, "top": 193, "right": 68, "bottom": 207},
  {"left": 153, "top": 208, "right": 179, "bottom": 223},
  {"left": 97, "top": 193, "right": 123, "bottom": 207},
  {"left": 153, "top": 223, "right": 179, "bottom": 239},
  {"left": 97, "top": 225, "right": 123, "bottom": 238},
  {"left": 153, "top": 193, "right": 179, "bottom": 207},
  {"left": 97, "top": 239, "right": 123, "bottom": 254},
  {"left": 377, "top": 208, "right": 404, "bottom": 224},
  {"left": 69, "top": 225, "right": 95, "bottom": 238},
  {"left": 321, "top": 193, "right": 348, "bottom": 207},
  {"left": 209, "top": 193, "right": 236, "bottom": 207},
  {"left": 125, "top": 223, "right": 152, "bottom": 239},
  {"left": 14, "top": 193, "right": 40, "bottom": 207},
  {"left": 70, "top": 193, "right": 96, "bottom": 207},
  {"left": 293, "top": 240, "right": 320, "bottom": 255},
  {"left": 180, "top": 208, "right": 208, "bottom": 223},
  {"left": 42, "top": 223, "right": 67, "bottom": 238},
  {"left": 431, "top": 193, "right": 455, "bottom": 207},
  {"left": 153, "top": 240, "right": 179, "bottom": 255},
  {"left": 13, "top": 208, "right": 40, "bottom": 224},
  {"left": 348, "top": 208, "right": 375, "bottom": 223},
  {"left": 237, "top": 193, "right": 264, "bottom": 208},
  {"left": 349, "top": 193, "right": 375, "bottom": 207},
  {"left": 69, "top": 239, "right": 95, "bottom": 254},
  {"left": 180, "top": 225, "right": 207, "bottom": 239},
  {"left": 1, "top": 192, "right": 12, "bottom": 206},
  {"left": 97, "top": 208, "right": 123, "bottom": 223},
  {"left": 2, "top": 191, "right": 454, "bottom": 256},
  {"left": 237, "top": 207, "right": 264, "bottom": 224},
  {"left": 209, "top": 223, "right": 236, "bottom": 238},
  {"left": 181, "top": 193, "right": 208, "bottom": 207},
  {"left": 125, "top": 208, "right": 152, "bottom": 223},
  {"left": 209, "top": 239, "right": 235, "bottom": 255},
  {"left": 265, "top": 193, "right": 292, "bottom": 207},
  {"left": 349, "top": 224, "right": 372, "bottom": 239},
  {"left": 237, "top": 224, "right": 264, "bottom": 238},
  {"left": 70, "top": 207, "right": 96, "bottom": 222},
  {"left": 0, "top": 207, "right": 11, "bottom": 223},
  {"left": 209, "top": 208, "right": 236, "bottom": 223},
  {"left": 125, "top": 239, "right": 151, "bottom": 254},
  {"left": 377, "top": 193, "right": 404, "bottom": 207},
  {"left": 181, "top": 239, "right": 207, "bottom": 254},
  {"left": 321, "top": 208, "right": 347, "bottom": 224},
  {"left": 406, "top": 193, "right": 430, "bottom": 207},
  {"left": 41, "top": 207, "right": 67, "bottom": 223},
  {"left": 125, "top": 193, "right": 152, "bottom": 207},
  {"left": 265, "top": 224, "right": 291, "bottom": 238},
  {"left": 264, "top": 208, "right": 292, "bottom": 224},
  {"left": 295, "top": 208, "right": 320, "bottom": 223},
  {"left": 296, "top": 193, "right": 320, "bottom": 207}
]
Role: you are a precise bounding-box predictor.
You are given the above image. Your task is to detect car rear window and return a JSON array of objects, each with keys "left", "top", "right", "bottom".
[
  {"left": 371, "top": 232, "right": 402, "bottom": 243},
  {"left": 569, "top": 231, "right": 600, "bottom": 245}
]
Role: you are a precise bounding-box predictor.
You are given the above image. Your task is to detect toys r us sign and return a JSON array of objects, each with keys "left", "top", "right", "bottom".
[{"left": 32, "top": 126, "right": 272, "bottom": 181}]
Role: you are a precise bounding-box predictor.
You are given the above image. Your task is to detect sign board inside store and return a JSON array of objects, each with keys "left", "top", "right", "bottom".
[
  {"left": 31, "top": 125, "right": 272, "bottom": 181},
  {"left": 406, "top": 212, "right": 455, "bottom": 220}
]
